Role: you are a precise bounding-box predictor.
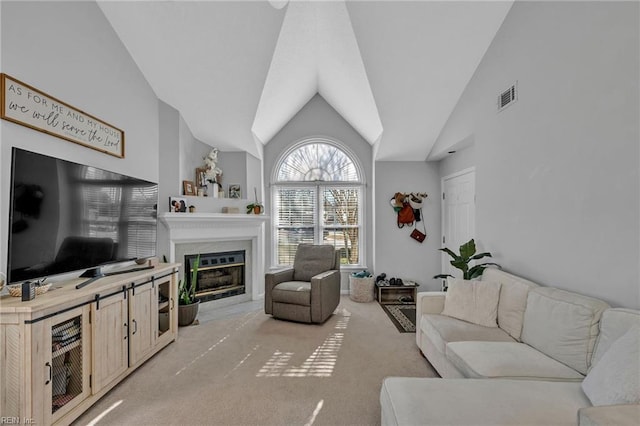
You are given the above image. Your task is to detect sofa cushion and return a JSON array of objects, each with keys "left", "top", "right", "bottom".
[
  {"left": 446, "top": 341, "right": 584, "bottom": 381},
  {"left": 272, "top": 302, "right": 311, "bottom": 323},
  {"left": 292, "top": 244, "right": 335, "bottom": 281},
  {"left": 482, "top": 268, "right": 539, "bottom": 341},
  {"left": 578, "top": 404, "right": 640, "bottom": 426},
  {"left": 420, "top": 314, "right": 515, "bottom": 355},
  {"left": 272, "top": 281, "right": 311, "bottom": 306},
  {"left": 441, "top": 278, "right": 501, "bottom": 327},
  {"left": 590, "top": 308, "right": 640, "bottom": 368},
  {"left": 380, "top": 377, "right": 590, "bottom": 426},
  {"left": 521, "top": 287, "right": 610, "bottom": 374},
  {"left": 581, "top": 327, "right": 640, "bottom": 406}
]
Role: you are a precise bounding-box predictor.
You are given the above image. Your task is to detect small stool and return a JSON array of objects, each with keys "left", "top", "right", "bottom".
[{"left": 349, "top": 276, "right": 375, "bottom": 302}]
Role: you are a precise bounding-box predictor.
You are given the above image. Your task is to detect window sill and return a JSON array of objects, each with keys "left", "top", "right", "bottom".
[
  {"left": 268, "top": 265, "right": 368, "bottom": 272},
  {"left": 339, "top": 265, "right": 369, "bottom": 272}
]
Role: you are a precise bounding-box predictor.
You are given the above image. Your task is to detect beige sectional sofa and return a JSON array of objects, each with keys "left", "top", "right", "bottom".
[{"left": 380, "top": 269, "right": 640, "bottom": 425}]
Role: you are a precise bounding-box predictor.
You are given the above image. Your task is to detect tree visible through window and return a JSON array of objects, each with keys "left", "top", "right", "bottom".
[{"left": 273, "top": 141, "right": 363, "bottom": 266}]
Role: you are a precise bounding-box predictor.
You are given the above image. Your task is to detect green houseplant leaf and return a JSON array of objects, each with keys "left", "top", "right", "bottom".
[
  {"left": 471, "top": 252, "right": 493, "bottom": 260},
  {"left": 438, "top": 247, "right": 459, "bottom": 260},
  {"left": 468, "top": 263, "right": 501, "bottom": 279},
  {"left": 179, "top": 254, "right": 200, "bottom": 305},
  {"left": 433, "top": 273, "right": 454, "bottom": 279},
  {"left": 459, "top": 239, "right": 477, "bottom": 259},
  {"left": 450, "top": 258, "right": 469, "bottom": 273},
  {"left": 433, "top": 239, "right": 501, "bottom": 282}
]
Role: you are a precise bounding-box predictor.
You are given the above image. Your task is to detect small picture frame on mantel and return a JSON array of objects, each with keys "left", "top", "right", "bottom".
[
  {"left": 228, "top": 184, "right": 241, "bottom": 199},
  {"left": 170, "top": 196, "right": 187, "bottom": 212},
  {"left": 195, "top": 167, "right": 208, "bottom": 188},
  {"left": 183, "top": 180, "right": 196, "bottom": 196}
]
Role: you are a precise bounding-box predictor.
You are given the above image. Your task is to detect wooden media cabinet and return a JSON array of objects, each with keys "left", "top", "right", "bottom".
[{"left": 0, "top": 263, "right": 179, "bottom": 425}]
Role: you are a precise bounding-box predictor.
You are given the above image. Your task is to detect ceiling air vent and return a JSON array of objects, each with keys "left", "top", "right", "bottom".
[{"left": 498, "top": 82, "right": 517, "bottom": 112}]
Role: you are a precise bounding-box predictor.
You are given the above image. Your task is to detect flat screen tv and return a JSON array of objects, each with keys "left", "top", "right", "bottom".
[{"left": 7, "top": 148, "right": 158, "bottom": 284}]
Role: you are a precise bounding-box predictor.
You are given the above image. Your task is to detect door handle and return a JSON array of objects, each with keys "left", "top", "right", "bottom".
[
  {"left": 132, "top": 319, "right": 137, "bottom": 335},
  {"left": 124, "top": 322, "right": 128, "bottom": 340},
  {"left": 45, "top": 362, "right": 52, "bottom": 385}
]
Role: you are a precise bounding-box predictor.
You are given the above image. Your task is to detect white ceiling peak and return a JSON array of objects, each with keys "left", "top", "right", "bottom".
[
  {"left": 252, "top": 0, "right": 383, "bottom": 146},
  {"left": 98, "top": 1, "right": 513, "bottom": 161}
]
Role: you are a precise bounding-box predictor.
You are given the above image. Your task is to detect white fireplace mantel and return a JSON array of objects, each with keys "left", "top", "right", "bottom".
[{"left": 159, "top": 212, "right": 269, "bottom": 301}]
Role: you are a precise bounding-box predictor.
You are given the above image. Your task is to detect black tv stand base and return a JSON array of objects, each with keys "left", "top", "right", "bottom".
[{"left": 76, "top": 265, "right": 155, "bottom": 289}]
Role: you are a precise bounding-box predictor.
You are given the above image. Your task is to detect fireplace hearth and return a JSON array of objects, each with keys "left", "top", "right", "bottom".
[{"left": 185, "top": 250, "right": 245, "bottom": 302}]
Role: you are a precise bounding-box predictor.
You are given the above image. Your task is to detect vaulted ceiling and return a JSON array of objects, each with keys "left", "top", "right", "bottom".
[{"left": 98, "top": 0, "right": 513, "bottom": 161}]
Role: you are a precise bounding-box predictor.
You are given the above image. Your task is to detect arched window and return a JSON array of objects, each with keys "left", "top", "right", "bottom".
[{"left": 272, "top": 139, "right": 363, "bottom": 266}]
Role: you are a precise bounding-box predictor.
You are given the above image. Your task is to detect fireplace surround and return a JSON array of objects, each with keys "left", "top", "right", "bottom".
[{"left": 159, "top": 213, "right": 268, "bottom": 306}]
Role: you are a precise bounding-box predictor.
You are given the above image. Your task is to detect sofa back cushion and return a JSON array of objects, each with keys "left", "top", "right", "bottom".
[
  {"left": 441, "top": 278, "right": 502, "bottom": 327},
  {"left": 590, "top": 308, "right": 640, "bottom": 368},
  {"left": 581, "top": 327, "right": 640, "bottom": 406},
  {"left": 521, "top": 287, "right": 610, "bottom": 374},
  {"left": 482, "top": 268, "right": 539, "bottom": 341}
]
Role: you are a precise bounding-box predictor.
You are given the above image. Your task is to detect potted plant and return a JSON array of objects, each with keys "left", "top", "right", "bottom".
[
  {"left": 246, "top": 187, "right": 263, "bottom": 214},
  {"left": 178, "top": 254, "right": 200, "bottom": 326},
  {"left": 246, "top": 202, "right": 263, "bottom": 214},
  {"left": 433, "top": 239, "right": 500, "bottom": 289}
]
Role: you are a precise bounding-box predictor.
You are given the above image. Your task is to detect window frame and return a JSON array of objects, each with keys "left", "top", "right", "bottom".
[{"left": 271, "top": 138, "right": 365, "bottom": 269}]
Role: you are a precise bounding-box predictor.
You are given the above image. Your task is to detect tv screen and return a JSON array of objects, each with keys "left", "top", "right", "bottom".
[{"left": 7, "top": 148, "right": 158, "bottom": 284}]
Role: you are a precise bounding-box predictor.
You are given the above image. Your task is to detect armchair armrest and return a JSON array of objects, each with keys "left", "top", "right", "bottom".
[
  {"left": 265, "top": 268, "right": 294, "bottom": 314},
  {"left": 312, "top": 270, "right": 338, "bottom": 281},
  {"left": 310, "top": 270, "right": 341, "bottom": 322}
]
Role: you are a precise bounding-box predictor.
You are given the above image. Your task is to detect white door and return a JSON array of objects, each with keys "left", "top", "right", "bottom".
[{"left": 441, "top": 168, "right": 476, "bottom": 283}]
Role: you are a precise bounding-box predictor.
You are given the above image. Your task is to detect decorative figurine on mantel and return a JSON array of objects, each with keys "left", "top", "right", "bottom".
[{"left": 203, "top": 148, "right": 223, "bottom": 198}]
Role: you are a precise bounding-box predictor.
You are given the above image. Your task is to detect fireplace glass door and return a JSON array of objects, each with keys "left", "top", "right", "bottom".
[{"left": 185, "top": 250, "right": 245, "bottom": 302}]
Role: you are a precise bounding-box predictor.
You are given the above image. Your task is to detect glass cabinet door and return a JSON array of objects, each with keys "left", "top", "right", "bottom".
[{"left": 47, "top": 306, "right": 91, "bottom": 422}]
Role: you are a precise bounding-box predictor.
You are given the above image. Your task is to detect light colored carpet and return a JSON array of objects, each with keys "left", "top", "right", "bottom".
[{"left": 73, "top": 296, "right": 436, "bottom": 425}]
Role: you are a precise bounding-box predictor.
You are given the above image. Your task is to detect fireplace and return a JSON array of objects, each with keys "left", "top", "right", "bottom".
[
  {"left": 159, "top": 212, "right": 269, "bottom": 305},
  {"left": 185, "top": 250, "right": 246, "bottom": 302}
]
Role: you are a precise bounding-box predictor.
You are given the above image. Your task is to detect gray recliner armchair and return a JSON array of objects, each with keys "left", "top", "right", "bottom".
[{"left": 265, "top": 244, "right": 341, "bottom": 324}]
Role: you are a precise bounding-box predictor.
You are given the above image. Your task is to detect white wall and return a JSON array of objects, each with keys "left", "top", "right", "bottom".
[
  {"left": 439, "top": 146, "right": 475, "bottom": 180},
  {"left": 246, "top": 152, "right": 263, "bottom": 205},
  {"left": 158, "top": 101, "right": 260, "bottom": 210},
  {"left": 374, "top": 162, "right": 441, "bottom": 291},
  {"left": 263, "top": 94, "right": 374, "bottom": 280},
  {"left": 218, "top": 152, "right": 247, "bottom": 199},
  {"left": 179, "top": 114, "right": 208, "bottom": 194},
  {"left": 432, "top": 1, "right": 639, "bottom": 308},
  {"left": 158, "top": 100, "right": 181, "bottom": 213},
  {"left": 1, "top": 1, "right": 160, "bottom": 275}
]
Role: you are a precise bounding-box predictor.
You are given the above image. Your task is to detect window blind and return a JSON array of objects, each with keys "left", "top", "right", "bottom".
[{"left": 273, "top": 140, "right": 363, "bottom": 267}]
